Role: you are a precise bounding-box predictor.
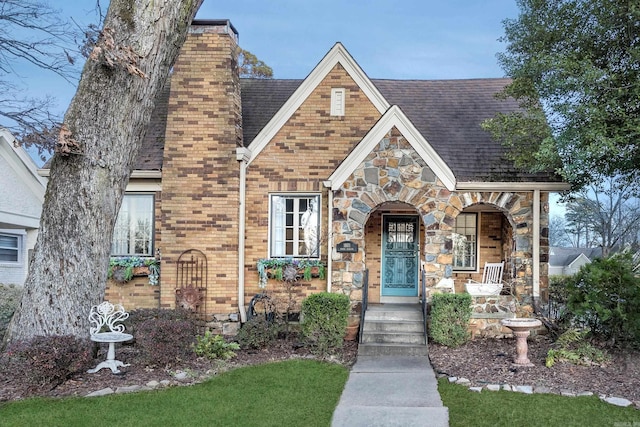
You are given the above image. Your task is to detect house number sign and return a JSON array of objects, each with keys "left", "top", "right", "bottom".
[{"left": 336, "top": 241, "right": 358, "bottom": 253}]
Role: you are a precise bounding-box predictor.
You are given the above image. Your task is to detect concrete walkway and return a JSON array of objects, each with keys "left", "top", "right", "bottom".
[{"left": 331, "top": 356, "right": 449, "bottom": 427}]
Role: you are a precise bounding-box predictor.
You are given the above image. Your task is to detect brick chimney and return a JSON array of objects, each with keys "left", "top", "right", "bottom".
[{"left": 161, "top": 20, "right": 242, "bottom": 316}]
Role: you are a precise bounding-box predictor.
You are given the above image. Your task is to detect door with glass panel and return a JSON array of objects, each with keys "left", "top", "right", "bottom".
[{"left": 381, "top": 215, "right": 419, "bottom": 297}]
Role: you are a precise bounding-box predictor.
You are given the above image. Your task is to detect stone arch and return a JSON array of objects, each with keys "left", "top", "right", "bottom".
[
  {"left": 331, "top": 129, "right": 455, "bottom": 299},
  {"left": 452, "top": 191, "right": 535, "bottom": 300}
]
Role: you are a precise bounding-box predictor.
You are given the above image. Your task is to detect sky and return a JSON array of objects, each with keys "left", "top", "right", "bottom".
[
  {"left": 30, "top": 0, "right": 520, "bottom": 117},
  {"left": 15, "top": 1, "right": 568, "bottom": 213}
]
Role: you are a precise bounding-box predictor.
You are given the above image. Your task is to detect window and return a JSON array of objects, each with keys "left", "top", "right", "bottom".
[
  {"left": 0, "top": 233, "right": 20, "bottom": 263},
  {"left": 453, "top": 213, "right": 477, "bottom": 270},
  {"left": 330, "top": 88, "right": 345, "bottom": 116},
  {"left": 111, "top": 194, "right": 154, "bottom": 256},
  {"left": 270, "top": 194, "right": 321, "bottom": 258}
]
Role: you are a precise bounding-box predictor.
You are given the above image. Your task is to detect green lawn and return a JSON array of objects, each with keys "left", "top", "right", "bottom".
[
  {"left": 2, "top": 360, "right": 639, "bottom": 427},
  {"left": 439, "top": 378, "right": 640, "bottom": 427},
  {"left": 0, "top": 360, "right": 349, "bottom": 427}
]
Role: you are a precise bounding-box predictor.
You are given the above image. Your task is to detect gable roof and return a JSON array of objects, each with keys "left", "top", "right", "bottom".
[
  {"left": 138, "top": 42, "right": 563, "bottom": 184},
  {"left": 0, "top": 128, "right": 46, "bottom": 228},
  {"left": 244, "top": 42, "right": 389, "bottom": 164},
  {"left": 549, "top": 247, "right": 602, "bottom": 267},
  {"left": 239, "top": 76, "right": 562, "bottom": 182},
  {"left": 329, "top": 105, "right": 456, "bottom": 191}
]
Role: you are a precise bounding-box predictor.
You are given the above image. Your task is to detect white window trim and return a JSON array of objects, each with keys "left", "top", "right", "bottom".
[
  {"left": 0, "top": 229, "right": 25, "bottom": 266},
  {"left": 111, "top": 193, "right": 155, "bottom": 257},
  {"left": 452, "top": 212, "right": 480, "bottom": 272},
  {"left": 268, "top": 193, "right": 321, "bottom": 259},
  {"left": 330, "top": 88, "right": 345, "bottom": 117}
]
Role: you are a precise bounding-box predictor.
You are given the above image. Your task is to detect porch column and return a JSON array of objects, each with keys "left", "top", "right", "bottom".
[
  {"left": 532, "top": 189, "right": 540, "bottom": 299},
  {"left": 323, "top": 180, "right": 333, "bottom": 292}
]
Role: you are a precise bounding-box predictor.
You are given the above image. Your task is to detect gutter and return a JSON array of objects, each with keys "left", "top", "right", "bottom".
[{"left": 236, "top": 147, "right": 251, "bottom": 323}]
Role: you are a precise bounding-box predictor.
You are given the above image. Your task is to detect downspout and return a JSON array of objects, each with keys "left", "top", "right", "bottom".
[
  {"left": 236, "top": 147, "right": 251, "bottom": 322},
  {"left": 323, "top": 180, "right": 333, "bottom": 292},
  {"left": 532, "top": 189, "right": 540, "bottom": 301}
]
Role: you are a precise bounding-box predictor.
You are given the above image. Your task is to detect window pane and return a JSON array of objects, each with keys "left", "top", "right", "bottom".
[
  {"left": 111, "top": 194, "right": 154, "bottom": 256},
  {"left": 0, "top": 235, "right": 19, "bottom": 262},
  {"left": 453, "top": 213, "right": 477, "bottom": 270},
  {"left": 270, "top": 194, "right": 320, "bottom": 258}
]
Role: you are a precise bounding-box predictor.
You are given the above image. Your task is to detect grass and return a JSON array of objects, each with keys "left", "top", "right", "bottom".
[
  {"left": 2, "top": 359, "right": 640, "bottom": 427},
  {"left": 0, "top": 359, "right": 349, "bottom": 427},
  {"left": 439, "top": 378, "right": 640, "bottom": 427}
]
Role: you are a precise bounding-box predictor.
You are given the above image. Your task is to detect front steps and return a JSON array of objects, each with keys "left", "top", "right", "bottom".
[{"left": 358, "top": 304, "right": 428, "bottom": 357}]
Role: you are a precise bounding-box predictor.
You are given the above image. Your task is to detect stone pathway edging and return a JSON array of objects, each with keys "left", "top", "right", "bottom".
[
  {"left": 84, "top": 370, "right": 213, "bottom": 397},
  {"left": 444, "top": 375, "right": 638, "bottom": 409}
]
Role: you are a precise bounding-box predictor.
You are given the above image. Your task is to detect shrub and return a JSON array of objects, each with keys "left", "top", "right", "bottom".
[
  {"left": 565, "top": 253, "right": 640, "bottom": 348},
  {"left": 124, "top": 307, "right": 193, "bottom": 336},
  {"left": 236, "top": 317, "right": 280, "bottom": 349},
  {"left": 0, "top": 283, "right": 22, "bottom": 338},
  {"left": 193, "top": 330, "right": 240, "bottom": 360},
  {"left": 135, "top": 318, "right": 198, "bottom": 367},
  {"left": 0, "top": 335, "right": 93, "bottom": 391},
  {"left": 301, "top": 292, "right": 350, "bottom": 356},
  {"left": 545, "top": 328, "right": 609, "bottom": 368},
  {"left": 430, "top": 293, "right": 472, "bottom": 347}
]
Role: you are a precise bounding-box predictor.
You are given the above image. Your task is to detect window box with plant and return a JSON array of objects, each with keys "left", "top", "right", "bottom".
[
  {"left": 108, "top": 256, "right": 160, "bottom": 285},
  {"left": 257, "top": 258, "right": 326, "bottom": 288}
]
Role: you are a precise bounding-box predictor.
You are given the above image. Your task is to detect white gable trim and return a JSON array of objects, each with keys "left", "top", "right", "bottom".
[
  {"left": 328, "top": 105, "right": 456, "bottom": 191},
  {"left": 247, "top": 42, "right": 390, "bottom": 165},
  {"left": 0, "top": 128, "right": 46, "bottom": 202},
  {"left": 567, "top": 253, "right": 591, "bottom": 269}
]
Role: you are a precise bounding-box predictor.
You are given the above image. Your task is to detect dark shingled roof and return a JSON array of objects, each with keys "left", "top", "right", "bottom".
[
  {"left": 239, "top": 79, "right": 302, "bottom": 145},
  {"left": 138, "top": 77, "right": 560, "bottom": 182},
  {"left": 238, "top": 77, "right": 559, "bottom": 182},
  {"left": 135, "top": 82, "right": 170, "bottom": 170}
]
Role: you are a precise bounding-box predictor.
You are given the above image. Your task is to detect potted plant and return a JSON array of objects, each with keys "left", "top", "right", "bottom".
[{"left": 108, "top": 256, "right": 160, "bottom": 285}]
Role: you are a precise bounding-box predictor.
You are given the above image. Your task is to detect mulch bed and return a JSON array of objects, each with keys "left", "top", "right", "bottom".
[
  {"left": 428, "top": 335, "right": 640, "bottom": 405},
  {"left": 0, "top": 339, "right": 359, "bottom": 402},
  {"left": 2, "top": 335, "right": 638, "bottom": 407}
]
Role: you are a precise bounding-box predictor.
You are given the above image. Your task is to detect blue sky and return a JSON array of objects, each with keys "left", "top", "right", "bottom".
[
  {"left": 35, "top": 0, "right": 519, "bottom": 116},
  {"left": 16, "top": 0, "right": 566, "bottom": 213}
]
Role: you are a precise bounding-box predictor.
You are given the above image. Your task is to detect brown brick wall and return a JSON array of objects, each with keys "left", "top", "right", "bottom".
[
  {"left": 243, "top": 64, "right": 382, "bottom": 305},
  {"left": 105, "top": 277, "right": 160, "bottom": 309},
  {"left": 161, "top": 23, "right": 242, "bottom": 316}
]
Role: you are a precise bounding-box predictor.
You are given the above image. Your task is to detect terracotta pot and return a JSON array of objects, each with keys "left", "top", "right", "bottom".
[{"left": 344, "top": 325, "right": 359, "bottom": 341}]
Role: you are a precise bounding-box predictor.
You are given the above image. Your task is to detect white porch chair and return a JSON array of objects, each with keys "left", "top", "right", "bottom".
[
  {"left": 465, "top": 261, "right": 505, "bottom": 296},
  {"left": 87, "top": 301, "right": 133, "bottom": 374}
]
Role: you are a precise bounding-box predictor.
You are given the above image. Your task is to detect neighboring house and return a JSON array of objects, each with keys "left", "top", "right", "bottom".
[
  {"left": 0, "top": 128, "right": 47, "bottom": 285},
  {"left": 548, "top": 247, "right": 601, "bottom": 276},
  {"left": 45, "top": 20, "right": 569, "bottom": 333}
]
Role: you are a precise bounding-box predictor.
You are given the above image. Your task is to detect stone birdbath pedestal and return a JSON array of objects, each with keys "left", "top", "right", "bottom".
[{"left": 500, "top": 318, "right": 542, "bottom": 366}]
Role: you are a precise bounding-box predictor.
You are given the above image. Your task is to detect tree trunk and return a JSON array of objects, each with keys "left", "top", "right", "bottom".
[{"left": 3, "top": 0, "right": 202, "bottom": 346}]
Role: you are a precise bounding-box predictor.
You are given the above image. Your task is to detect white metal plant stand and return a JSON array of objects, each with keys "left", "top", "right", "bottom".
[{"left": 87, "top": 301, "right": 133, "bottom": 374}]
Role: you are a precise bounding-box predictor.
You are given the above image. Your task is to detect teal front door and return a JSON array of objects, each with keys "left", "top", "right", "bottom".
[{"left": 382, "top": 215, "right": 419, "bottom": 297}]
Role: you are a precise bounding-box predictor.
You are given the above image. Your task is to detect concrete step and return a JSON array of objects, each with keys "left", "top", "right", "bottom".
[
  {"left": 363, "top": 320, "right": 424, "bottom": 333},
  {"left": 361, "top": 331, "right": 426, "bottom": 345},
  {"left": 365, "top": 309, "right": 423, "bottom": 322},
  {"left": 358, "top": 342, "right": 429, "bottom": 357}
]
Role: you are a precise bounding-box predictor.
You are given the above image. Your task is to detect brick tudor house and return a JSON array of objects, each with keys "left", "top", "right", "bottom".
[{"left": 98, "top": 20, "right": 568, "bottom": 336}]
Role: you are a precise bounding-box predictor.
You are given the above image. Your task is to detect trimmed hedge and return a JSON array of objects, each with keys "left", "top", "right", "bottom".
[
  {"left": 430, "top": 293, "right": 472, "bottom": 347},
  {"left": 301, "top": 292, "right": 350, "bottom": 355}
]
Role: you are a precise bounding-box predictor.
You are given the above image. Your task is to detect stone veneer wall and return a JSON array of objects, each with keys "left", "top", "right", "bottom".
[
  {"left": 161, "top": 22, "right": 242, "bottom": 319},
  {"left": 331, "top": 128, "right": 549, "bottom": 319}
]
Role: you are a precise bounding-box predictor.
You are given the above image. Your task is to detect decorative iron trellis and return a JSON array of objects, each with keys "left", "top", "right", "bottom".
[{"left": 175, "top": 249, "right": 208, "bottom": 319}]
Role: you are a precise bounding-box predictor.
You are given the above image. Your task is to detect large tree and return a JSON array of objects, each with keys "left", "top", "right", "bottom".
[
  {"left": 563, "top": 177, "right": 640, "bottom": 254},
  {"left": 484, "top": 0, "right": 640, "bottom": 190},
  {"left": 4, "top": 0, "right": 203, "bottom": 345}
]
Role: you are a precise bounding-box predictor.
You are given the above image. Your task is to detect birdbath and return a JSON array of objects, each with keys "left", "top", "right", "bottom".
[{"left": 500, "top": 318, "right": 542, "bottom": 366}]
